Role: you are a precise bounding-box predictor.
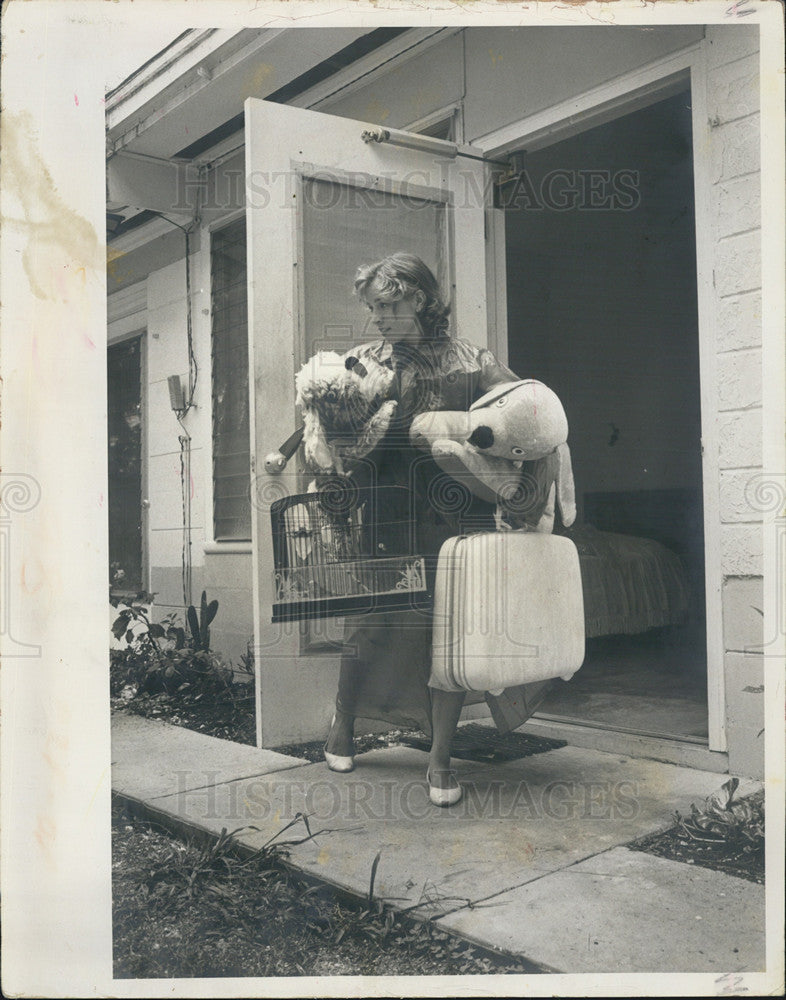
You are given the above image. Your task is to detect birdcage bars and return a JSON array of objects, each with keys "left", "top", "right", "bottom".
[{"left": 270, "top": 485, "right": 431, "bottom": 622}]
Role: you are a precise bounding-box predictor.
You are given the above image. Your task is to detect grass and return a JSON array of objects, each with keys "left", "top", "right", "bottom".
[
  {"left": 630, "top": 780, "right": 765, "bottom": 884},
  {"left": 112, "top": 798, "right": 541, "bottom": 979}
]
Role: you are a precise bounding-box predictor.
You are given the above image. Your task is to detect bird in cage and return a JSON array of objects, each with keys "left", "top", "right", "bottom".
[{"left": 284, "top": 501, "right": 314, "bottom": 562}]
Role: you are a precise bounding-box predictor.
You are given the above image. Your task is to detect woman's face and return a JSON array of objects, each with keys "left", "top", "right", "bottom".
[{"left": 363, "top": 277, "right": 425, "bottom": 344}]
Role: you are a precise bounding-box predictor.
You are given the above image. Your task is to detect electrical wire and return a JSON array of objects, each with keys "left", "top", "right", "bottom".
[
  {"left": 153, "top": 188, "right": 203, "bottom": 610},
  {"left": 177, "top": 413, "right": 192, "bottom": 608},
  {"left": 155, "top": 212, "right": 200, "bottom": 411},
  {"left": 144, "top": 207, "right": 201, "bottom": 609},
  {"left": 185, "top": 227, "right": 197, "bottom": 404}
]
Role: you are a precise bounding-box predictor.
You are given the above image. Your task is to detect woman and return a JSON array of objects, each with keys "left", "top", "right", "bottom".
[{"left": 322, "top": 252, "right": 527, "bottom": 806}]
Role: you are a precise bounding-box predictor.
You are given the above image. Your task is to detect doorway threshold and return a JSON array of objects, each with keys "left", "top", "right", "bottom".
[
  {"left": 535, "top": 712, "right": 708, "bottom": 745},
  {"left": 518, "top": 715, "right": 728, "bottom": 773}
]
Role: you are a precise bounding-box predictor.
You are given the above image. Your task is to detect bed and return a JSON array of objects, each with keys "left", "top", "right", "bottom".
[
  {"left": 569, "top": 488, "right": 700, "bottom": 637},
  {"left": 569, "top": 523, "right": 691, "bottom": 637}
]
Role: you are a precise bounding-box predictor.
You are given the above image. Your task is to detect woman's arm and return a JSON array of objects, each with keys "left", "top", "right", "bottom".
[{"left": 437, "top": 338, "right": 519, "bottom": 407}]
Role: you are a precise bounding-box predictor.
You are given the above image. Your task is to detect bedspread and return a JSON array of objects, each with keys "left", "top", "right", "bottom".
[{"left": 570, "top": 524, "right": 691, "bottom": 637}]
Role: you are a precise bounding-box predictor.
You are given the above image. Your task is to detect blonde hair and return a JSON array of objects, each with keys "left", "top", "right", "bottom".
[{"left": 354, "top": 252, "right": 450, "bottom": 340}]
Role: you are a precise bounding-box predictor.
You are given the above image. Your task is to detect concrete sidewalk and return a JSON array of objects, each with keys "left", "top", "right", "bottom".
[{"left": 111, "top": 712, "right": 765, "bottom": 975}]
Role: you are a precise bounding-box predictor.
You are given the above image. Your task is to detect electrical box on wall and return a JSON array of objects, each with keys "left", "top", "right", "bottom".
[{"left": 167, "top": 374, "right": 185, "bottom": 412}]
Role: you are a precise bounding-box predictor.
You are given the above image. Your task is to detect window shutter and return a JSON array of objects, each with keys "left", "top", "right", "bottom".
[{"left": 211, "top": 217, "right": 251, "bottom": 541}]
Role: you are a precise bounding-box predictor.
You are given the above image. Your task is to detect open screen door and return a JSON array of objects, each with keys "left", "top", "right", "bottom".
[{"left": 244, "top": 98, "right": 497, "bottom": 747}]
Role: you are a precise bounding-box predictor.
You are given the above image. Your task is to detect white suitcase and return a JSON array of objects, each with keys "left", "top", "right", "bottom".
[{"left": 431, "top": 531, "right": 585, "bottom": 693}]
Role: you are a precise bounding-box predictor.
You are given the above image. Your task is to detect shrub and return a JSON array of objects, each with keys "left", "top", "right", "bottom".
[
  {"left": 111, "top": 592, "right": 233, "bottom": 698},
  {"left": 675, "top": 777, "right": 764, "bottom": 850}
]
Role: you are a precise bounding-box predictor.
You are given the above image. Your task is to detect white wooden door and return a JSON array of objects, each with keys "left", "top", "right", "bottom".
[{"left": 244, "top": 98, "right": 494, "bottom": 747}]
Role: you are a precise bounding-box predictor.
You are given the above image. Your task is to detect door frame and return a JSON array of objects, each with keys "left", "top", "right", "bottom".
[{"left": 475, "top": 41, "right": 726, "bottom": 754}]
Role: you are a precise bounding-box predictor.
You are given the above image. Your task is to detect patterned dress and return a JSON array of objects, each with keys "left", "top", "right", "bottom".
[{"left": 332, "top": 335, "right": 551, "bottom": 734}]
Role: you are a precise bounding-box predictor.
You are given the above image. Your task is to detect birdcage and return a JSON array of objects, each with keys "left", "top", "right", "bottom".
[{"left": 270, "top": 481, "right": 431, "bottom": 622}]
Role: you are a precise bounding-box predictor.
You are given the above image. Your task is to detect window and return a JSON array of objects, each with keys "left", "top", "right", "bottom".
[
  {"left": 211, "top": 217, "right": 251, "bottom": 541},
  {"left": 415, "top": 112, "right": 456, "bottom": 142},
  {"left": 407, "top": 105, "right": 460, "bottom": 142}
]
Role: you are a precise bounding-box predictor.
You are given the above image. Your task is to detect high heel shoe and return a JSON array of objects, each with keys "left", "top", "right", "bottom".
[
  {"left": 426, "top": 768, "right": 462, "bottom": 807},
  {"left": 324, "top": 715, "right": 354, "bottom": 773}
]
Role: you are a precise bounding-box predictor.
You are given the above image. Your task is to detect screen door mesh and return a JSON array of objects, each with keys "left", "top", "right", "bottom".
[{"left": 301, "top": 176, "right": 449, "bottom": 358}]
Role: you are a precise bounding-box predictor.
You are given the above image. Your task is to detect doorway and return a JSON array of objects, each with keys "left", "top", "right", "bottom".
[
  {"left": 502, "top": 90, "right": 708, "bottom": 742},
  {"left": 108, "top": 334, "right": 144, "bottom": 594}
]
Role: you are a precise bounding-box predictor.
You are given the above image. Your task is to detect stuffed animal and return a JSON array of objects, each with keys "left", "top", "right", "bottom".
[
  {"left": 293, "top": 350, "right": 398, "bottom": 473},
  {"left": 409, "top": 379, "right": 577, "bottom": 531}
]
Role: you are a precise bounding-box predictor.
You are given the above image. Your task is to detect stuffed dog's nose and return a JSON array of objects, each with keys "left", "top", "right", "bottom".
[{"left": 467, "top": 425, "right": 494, "bottom": 450}]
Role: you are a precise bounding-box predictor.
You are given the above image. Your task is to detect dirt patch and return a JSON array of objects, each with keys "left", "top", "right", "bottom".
[
  {"left": 112, "top": 799, "right": 541, "bottom": 978},
  {"left": 112, "top": 686, "right": 257, "bottom": 745}
]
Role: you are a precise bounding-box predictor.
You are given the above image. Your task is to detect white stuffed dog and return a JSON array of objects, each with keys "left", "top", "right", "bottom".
[
  {"left": 410, "top": 379, "right": 577, "bottom": 531},
  {"left": 295, "top": 350, "right": 397, "bottom": 473}
]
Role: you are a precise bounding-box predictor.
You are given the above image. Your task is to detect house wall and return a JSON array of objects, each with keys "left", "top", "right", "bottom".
[
  {"left": 321, "top": 25, "right": 705, "bottom": 136},
  {"left": 704, "top": 25, "right": 764, "bottom": 778},
  {"left": 108, "top": 219, "right": 254, "bottom": 671}
]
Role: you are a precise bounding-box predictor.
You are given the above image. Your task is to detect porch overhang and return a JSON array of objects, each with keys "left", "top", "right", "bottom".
[
  {"left": 105, "top": 26, "right": 422, "bottom": 235},
  {"left": 106, "top": 28, "right": 372, "bottom": 160}
]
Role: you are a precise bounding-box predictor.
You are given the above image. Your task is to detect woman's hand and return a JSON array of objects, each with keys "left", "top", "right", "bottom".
[{"left": 409, "top": 409, "right": 473, "bottom": 451}]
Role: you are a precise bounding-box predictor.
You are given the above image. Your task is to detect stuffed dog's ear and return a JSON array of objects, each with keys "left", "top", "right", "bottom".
[
  {"left": 346, "top": 352, "right": 396, "bottom": 399},
  {"left": 302, "top": 409, "right": 334, "bottom": 471},
  {"left": 339, "top": 400, "right": 398, "bottom": 462},
  {"left": 345, "top": 356, "right": 368, "bottom": 378},
  {"left": 555, "top": 442, "right": 577, "bottom": 527}
]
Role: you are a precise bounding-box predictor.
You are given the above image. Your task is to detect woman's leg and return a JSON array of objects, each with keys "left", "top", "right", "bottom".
[
  {"left": 325, "top": 706, "right": 355, "bottom": 756},
  {"left": 332, "top": 612, "right": 432, "bottom": 755},
  {"left": 428, "top": 688, "right": 466, "bottom": 788}
]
